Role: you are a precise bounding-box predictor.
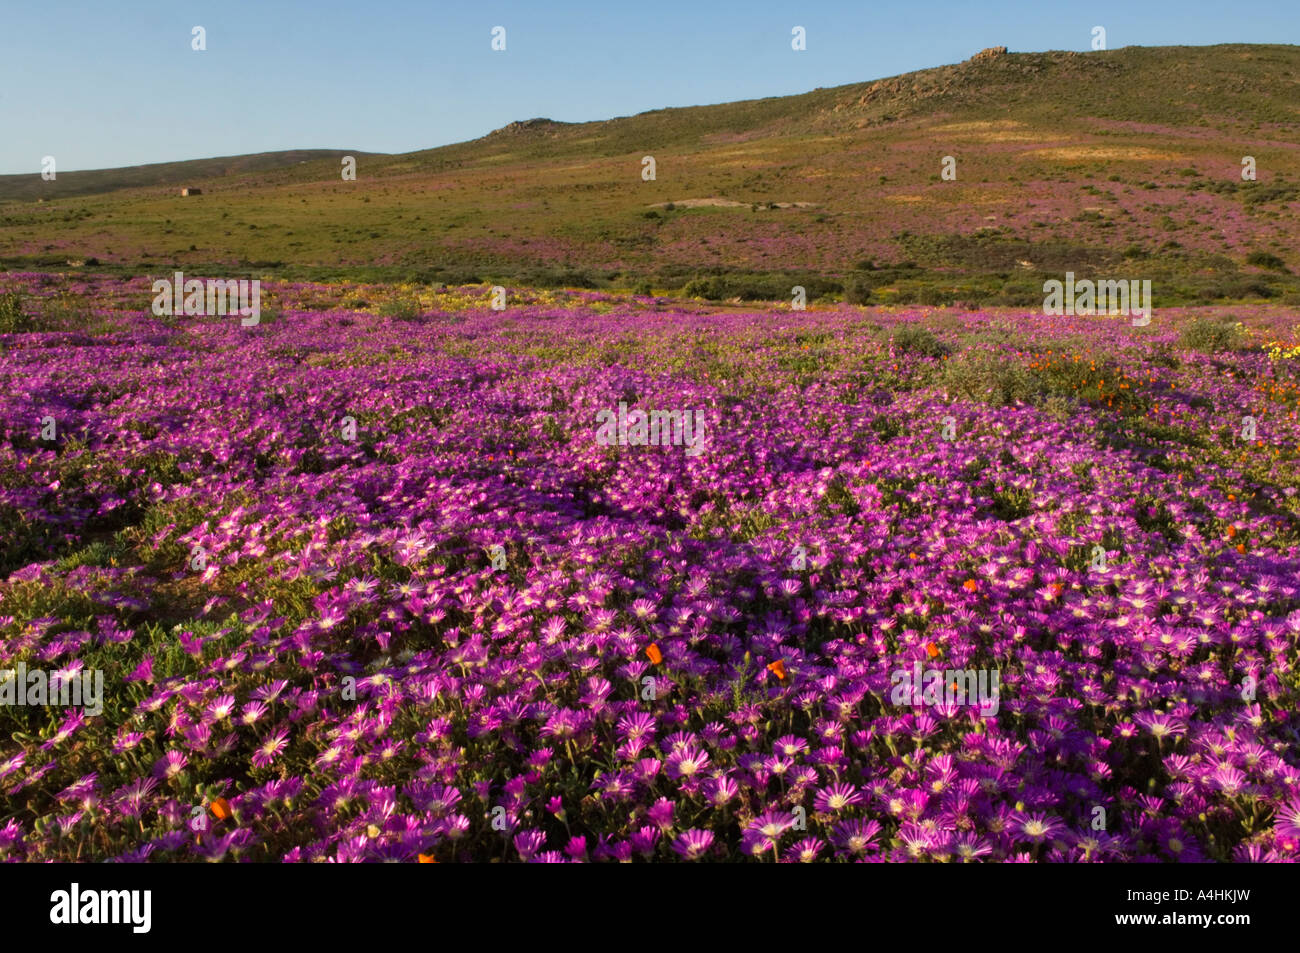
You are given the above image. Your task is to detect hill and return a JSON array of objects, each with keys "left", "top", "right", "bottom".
[
  {"left": 0, "top": 150, "right": 380, "bottom": 203},
  {"left": 2, "top": 45, "right": 1299, "bottom": 305}
]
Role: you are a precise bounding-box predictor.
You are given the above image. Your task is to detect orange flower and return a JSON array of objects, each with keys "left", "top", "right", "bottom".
[
  {"left": 962, "top": 579, "right": 978, "bottom": 593},
  {"left": 767, "top": 659, "right": 787, "bottom": 680},
  {"left": 926, "top": 642, "right": 940, "bottom": 659},
  {"left": 209, "top": 797, "right": 232, "bottom": 821},
  {"left": 1236, "top": 543, "right": 1246, "bottom": 554},
  {"left": 1049, "top": 583, "right": 1064, "bottom": 597},
  {"left": 418, "top": 853, "right": 438, "bottom": 863},
  {"left": 645, "top": 643, "right": 663, "bottom": 665},
  {"left": 1226, "top": 525, "right": 1237, "bottom": 538}
]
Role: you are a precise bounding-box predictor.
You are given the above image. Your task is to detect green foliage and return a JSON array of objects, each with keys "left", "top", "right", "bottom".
[
  {"left": 380, "top": 296, "right": 422, "bottom": 320},
  {"left": 869, "top": 414, "right": 904, "bottom": 442},
  {"left": 817, "top": 475, "right": 861, "bottom": 518},
  {"left": 682, "top": 273, "right": 841, "bottom": 302},
  {"left": 519, "top": 268, "right": 603, "bottom": 290},
  {"left": 1179, "top": 317, "right": 1241, "bottom": 353},
  {"left": 894, "top": 231, "right": 1117, "bottom": 273},
  {"left": 844, "top": 278, "right": 872, "bottom": 305},
  {"left": 941, "top": 350, "right": 1034, "bottom": 405},
  {"left": 0, "top": 292, "right": 32, "bottom": 332},
  {"left": 1241, "top": 182, "right": 1300, "bottom": 207},
  {"left": 988, "top": 484, "right": 1035, "bottom": 521},
  {"left": 891, "top": 325, "right": 949, "bottom": 359},
  {"left": 1245, "top": 251, "right": 1287, "bottom": 272}
]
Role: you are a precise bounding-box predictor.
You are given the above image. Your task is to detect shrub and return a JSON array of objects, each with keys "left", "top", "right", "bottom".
[
  {"left": 0, "top": 292, "right": 33, "bottom": 333},
  {"left": 941, "top": 350, "right": 1033, "bottom": 405},
  {"left": 683, "top": 274, "right": 841, "bottom": 302},
  {"left": 892, "top": 325, "right": 949, "bottom": 359},
  {"left": 381, "top": 297, "right": 421, "bottom": 320},
  {"left": 991, "top": 283, "right": 1044, "bottom": 307},
  {"left": 1038, "top": 393, "right": 1077, "bottom": 422},
  {"left": 844, "top": 278, "right": 872, "bottom": 305},
  {"left": 682, "top": 276, "right": 736, "bottom": 300},
  {"left": 1179, "top": 317, "right": 1240, "bottom": 353},
  {"left": 1149, "top": 346, "right": 1181, "bottom": 369},
  {"left": 1245, "top": 251, "right": 1288, "bottom": 272},
  {"left": 1241, "top": 183, "right": 1300, "bottom": 207}
]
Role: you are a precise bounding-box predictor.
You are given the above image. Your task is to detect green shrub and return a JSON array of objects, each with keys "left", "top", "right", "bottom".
[
  {"left": 1179, "top": 317, "right": 1241, "bottom": 353},
  {"left": 524, "top": 269, "right": 602, "bottom": 289},
  {"left": 1245, "top": 251, "right": 1288, "bottom": 272},
  {"left": 844, "top": 278, "right": 872, "bottom": 305},
  {"left": 40, "top": 293, "right": 105, "bottom": 331},
  {"left": 682, "top": 276, "right": 735, "bottom": 299},
  {"left": 380, "top": 297, "right": 421, "bottom": 320},
  {"left": 1149, "top": 346, "right": 1181, "bottom": 369},
  {"left": 682, "top": 273, "right": 841, "bottom": 302},
  {"left": 1038, "top": 393, "right": 1077, "bottom": 422},
  {"left": 941, "top": 350, "right": 1033, "bottom": 405},
  {"left": 0, "top": 292, "right": 32, "bottom": 333},
  {"left": 1241, "top": 183, "right": 1300, "bottom": 207},
  {"left": 892, "top": 325, "right": 949, "bottom": 359}
]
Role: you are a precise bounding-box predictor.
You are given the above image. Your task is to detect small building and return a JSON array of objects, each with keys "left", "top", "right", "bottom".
[{"left": 181, "top": 187, "right": 202, "bottom": 196}]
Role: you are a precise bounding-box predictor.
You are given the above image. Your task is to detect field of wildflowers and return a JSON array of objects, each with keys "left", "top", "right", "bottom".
[{"left": 2, "top": 273, "right": 1299, "bottom": 862}]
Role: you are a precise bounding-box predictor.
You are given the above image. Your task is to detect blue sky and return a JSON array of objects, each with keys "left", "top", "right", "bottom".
[{"left": 3, "top": 0, "right": 1297, "bottom": 174}]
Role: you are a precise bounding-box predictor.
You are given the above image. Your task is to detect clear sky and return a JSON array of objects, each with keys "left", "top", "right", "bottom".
[{"left": 3, "top": 0, "right": 1297, "bottom": 174}]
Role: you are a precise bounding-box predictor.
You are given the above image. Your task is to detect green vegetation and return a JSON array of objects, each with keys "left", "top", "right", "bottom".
[
  {"left": 1178, "top": 316, "right": 1243, "bottom": 353},
  {"left": 891, "top": 325, "right": 949, "bottom": 358},
  {"left": 0, "top": 291, "right": 29, "bottom": 332}
]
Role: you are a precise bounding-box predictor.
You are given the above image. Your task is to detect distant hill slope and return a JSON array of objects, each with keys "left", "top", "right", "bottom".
[
  {"left": 0, "top": 150, "right": 381, "bottom": 202},
  {"left": 2, "top": 44, "right": 1298, "bottom": 303}
]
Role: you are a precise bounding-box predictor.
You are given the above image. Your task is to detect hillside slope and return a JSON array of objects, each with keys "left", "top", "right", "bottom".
[
  {"left": 0, "top": 150, "right": 379, "bottom": 203},
  {"left": 2, "top": 45, "right": 1298, "bottom": 303}
]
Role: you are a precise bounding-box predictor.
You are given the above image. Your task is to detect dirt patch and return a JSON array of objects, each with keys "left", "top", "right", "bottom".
[
  {"left": 1029, "top": 146, "right": 1183, "bottom": 161},
  {"left": 933, "top": 120, "right": 1026, "bottom": 132},
  {"left": 648, "top": 198, "right": 817, "bottom": 209},
  {"left": 930, "top": 120, "right": 1068, "bottom": 143}
]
